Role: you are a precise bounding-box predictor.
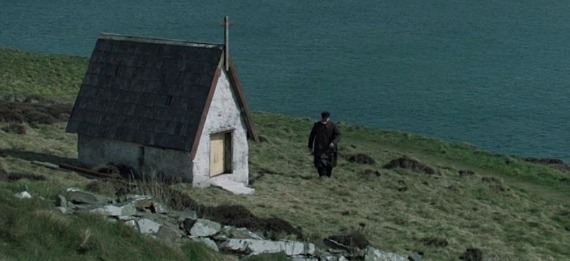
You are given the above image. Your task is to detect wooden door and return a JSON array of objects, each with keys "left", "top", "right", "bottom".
[{"left": 210, "top": 133, "right": 225, "bottom": 176}]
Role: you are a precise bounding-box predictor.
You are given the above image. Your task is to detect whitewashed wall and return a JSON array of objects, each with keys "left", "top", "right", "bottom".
[{"left": 192, "top": 70, "right": 249, "bottom": 187}]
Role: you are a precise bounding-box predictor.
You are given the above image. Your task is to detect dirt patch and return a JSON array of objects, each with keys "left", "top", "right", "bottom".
[
  {"left": 7, "top": 173, "right": 46, "bottom": 182},
  {"left": 202, "top": 204, "right": 303, "bottom": 240},
  {"left": 383, "top": 157, "right": 435, "bottom": 175},
  {"left": 0, "top": 95, "right": 71, "bottom": 126},
  {"left": 460, "top": 247, "right": 483, "bottom": 261},
  {"left": 257, "top": 135, "right": 269, "bottom": 143},
  {"left": 1, "top": 123, "right": 27, "bottom": 134},
  {"left": 421, "top": 236, "right": 448, "bottom": 247},
  {"left": 324, "top": 231, "right": 370, "bottom": 250},
  {"left": 362, "top": 169, "right": 380, "bottom": 178},
  {"left": 524, "top": 157, "right": 570, "bottom": 172},
  {"left": 459, "top": 170, "right": 475, "bottom": 177},
  {"left": 481, "top": 176, "right": 509, "bottom": 192},
  {"left": 481, "top": 176, "right": 501, "bottom": 184},
  {"left": 347, "top": 153, "right": 375, "bottom": 164},
  {"left": 0, "top": 164, "right": 7, "bottom": 181}
]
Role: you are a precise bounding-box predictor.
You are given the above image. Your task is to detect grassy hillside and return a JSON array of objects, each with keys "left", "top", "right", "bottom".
[{"left": 0, "top": 47, "right": 569, "bottom": 260}]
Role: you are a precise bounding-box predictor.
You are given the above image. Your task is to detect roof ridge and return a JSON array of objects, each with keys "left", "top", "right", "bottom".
[{"left": 98, "top": 32, "right": 223, "bottom": 49}]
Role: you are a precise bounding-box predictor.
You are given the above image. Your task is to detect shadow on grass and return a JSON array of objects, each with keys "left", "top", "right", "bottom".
[{"left": 1, "top": 149, "right": 77, "bottom": 165}]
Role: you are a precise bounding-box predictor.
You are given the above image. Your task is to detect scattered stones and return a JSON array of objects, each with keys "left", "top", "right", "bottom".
[
  {"left": 524, "top": 157, "right": 570, "bottom": 172},
  {"left": 364, "top": 247, "right": 408, "bottom": 261},
  {"left": 222, "top": 226, "right": 264, "bottom": 240},
  {"left": 347, "top": 153, "right": 376, "bottom": 164},
  {"left": 177, "top": 210, "right": 198, "bottom": 222},
  {"left": 383, "top": 157, "right": 435, "bottom": 175},
  {"left": 460, "top": 247, "right": 483, "bottom": 261},
  {"left": 66, "top": 190, "right": 112, "bottom": 206},
  {"left": 221, "top": 239, "right": 315, "bottom": 256},
  {"left": 91, "top": 203, "right": 137, "bottom": 217},
  {"left": 124, "top": 219, "right": 137, "bottom": 229},
  {"left": 50, "top": 188, "right": 407, "bottom": 260},
  {"left": 190, "top": 219, "right": 222, "bottom": 237},
  {"left": 55, "top": 194, "right": 67, "bottom": 208},
  {"left": 14, "top": 191, "right": 32, "bottom": 199},
  {"left": 157, "top": 225, "right": 181, "bottom": 242},
  {"left": 137, "top": 218, "right": 161, "bottom": 234}
]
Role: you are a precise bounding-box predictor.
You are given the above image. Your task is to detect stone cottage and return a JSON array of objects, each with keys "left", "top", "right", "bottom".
[{"left": 66, "top": 32, "right": 258, "bottom": 188}]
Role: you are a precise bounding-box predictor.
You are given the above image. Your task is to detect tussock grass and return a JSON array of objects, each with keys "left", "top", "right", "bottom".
[
  {"left": 1, "top": 48, "right": 569, "bottom": 260},
  {"left": 178, "top": 112, "right": 570, "bottom": 260}
]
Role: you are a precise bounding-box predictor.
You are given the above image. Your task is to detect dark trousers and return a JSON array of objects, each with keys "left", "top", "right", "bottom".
[
  {"left": 318, "top": 166, "right": 333, "bottom": 177},
  {"left": 314, "top": 150, "right": 334, "bottom": 178}
]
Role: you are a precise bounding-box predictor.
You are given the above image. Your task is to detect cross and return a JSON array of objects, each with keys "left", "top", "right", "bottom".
[{"left": 222, "top": 16, "right": 231, "bottom": 71}]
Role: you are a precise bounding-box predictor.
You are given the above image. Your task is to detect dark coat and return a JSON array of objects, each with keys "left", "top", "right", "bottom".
[{"left": 308, "top": 121, "right": 341, "bottom": 167}]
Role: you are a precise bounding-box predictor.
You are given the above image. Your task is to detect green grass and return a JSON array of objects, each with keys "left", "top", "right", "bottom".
[
  {"left": 0, "top": 47, "right": 86, "bottom": 102},
  {"left": 1, "top": 47, "right": 569, "bottom": 260}
]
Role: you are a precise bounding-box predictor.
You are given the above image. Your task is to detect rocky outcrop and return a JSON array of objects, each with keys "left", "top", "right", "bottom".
[{"left": 50, "top": 188, "right": 412, "bottom": 260}]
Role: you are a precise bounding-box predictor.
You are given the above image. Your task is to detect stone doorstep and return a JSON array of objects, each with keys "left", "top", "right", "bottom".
[{"left": 210, "top": 178, "right": 255, "bottom": 195}]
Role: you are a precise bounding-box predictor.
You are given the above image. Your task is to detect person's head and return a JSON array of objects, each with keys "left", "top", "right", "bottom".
[{"left": 321, "top": 111, "right": 330, "bottom": 122}]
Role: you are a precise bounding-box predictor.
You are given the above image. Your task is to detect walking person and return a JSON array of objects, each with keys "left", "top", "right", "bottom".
[{"left": 308, "top": 111, "right": 341, "bottom": 178}]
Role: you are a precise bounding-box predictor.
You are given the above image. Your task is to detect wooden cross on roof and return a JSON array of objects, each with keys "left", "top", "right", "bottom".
[{"left": 222, "top": 16, "right": 231, "bottom": 71}]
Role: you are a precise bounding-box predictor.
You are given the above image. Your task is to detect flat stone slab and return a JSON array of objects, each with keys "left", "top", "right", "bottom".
[
  {"left": 66, "top": 190, "right": 111, "bottom": 205},
  {"left": 91, "top": 204, "right": 136, "bottom": 217},
  {"left": 137, "top": 218, "right": 161, "bottom": 234},
  {"left": 14, "top": 191, "right": 32, "bottom": 199},
  {"left": 221, "top": 239, "right": 315, "bottom": 256},
  {"left": 190, "top": 219, "right": 222, "bottom": 237},
  {"left": 210, "top": 179, "right": 255, "bottom": 195},
  {"left": 365, "top": 247, "right": 407, "bottom": 261}
]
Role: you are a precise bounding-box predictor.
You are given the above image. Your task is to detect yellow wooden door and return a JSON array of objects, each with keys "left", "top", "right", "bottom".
[{"left": 210, "top": 133, "right": 225, "bottom": 176}]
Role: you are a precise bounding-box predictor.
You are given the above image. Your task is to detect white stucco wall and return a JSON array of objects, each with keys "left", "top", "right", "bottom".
[{"left": 192, "top": 70, "right": 249, "bottom": 187}]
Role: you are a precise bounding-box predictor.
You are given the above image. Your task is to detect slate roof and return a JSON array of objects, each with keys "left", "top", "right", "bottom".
[{"left": 66, "top": 33, "right": 258, "bottom": 155}]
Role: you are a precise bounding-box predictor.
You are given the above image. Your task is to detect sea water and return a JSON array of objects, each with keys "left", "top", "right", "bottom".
[{"left": 1, "top": 0, "right": 568, "bottom": 162}]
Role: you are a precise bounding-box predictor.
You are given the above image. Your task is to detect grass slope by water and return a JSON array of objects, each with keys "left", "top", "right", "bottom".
[{"left": 0, "top": 47, "right": 569, "bottom": 260}]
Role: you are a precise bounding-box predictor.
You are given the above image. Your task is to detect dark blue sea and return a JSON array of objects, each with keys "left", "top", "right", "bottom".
[{"left": 1, "top": 0, "right": 568, "bottom": 162}]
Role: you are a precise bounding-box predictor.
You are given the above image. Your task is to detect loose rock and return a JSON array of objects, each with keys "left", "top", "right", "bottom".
[
  {"left": 190, "top": 219, "right": 222, "bottom": 237},
  {"left": 364, "top": 247, "right": 407, "bottom": 261}
]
